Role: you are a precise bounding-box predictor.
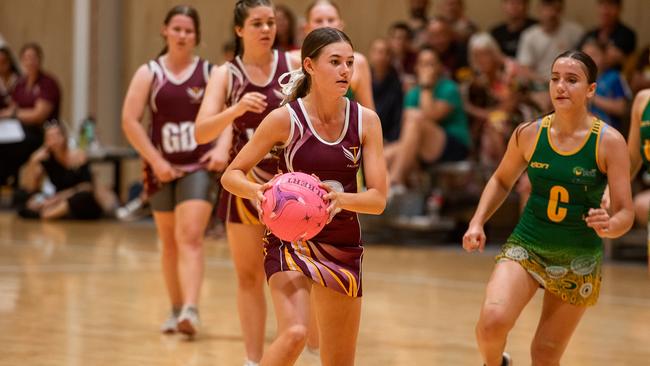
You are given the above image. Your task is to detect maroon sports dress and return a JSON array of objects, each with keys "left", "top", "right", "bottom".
[
  {"left": 143, "top": 57, "right": 213, "bottom": 196},
  {"left": 217, "top": 49, "right": 291, "bottom": 224},
  {"left": 264, "top": 97, "right": 365, "bottom": 297}
]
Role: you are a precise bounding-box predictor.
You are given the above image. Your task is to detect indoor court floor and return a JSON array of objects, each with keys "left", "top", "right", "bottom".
[{"left": 1, "top": 212, "right": 649, "bottom": 365}]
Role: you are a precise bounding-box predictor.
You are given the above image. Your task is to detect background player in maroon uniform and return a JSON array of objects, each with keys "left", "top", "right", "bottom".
[
  {"left": 121, "top": 5, "right": 222, "bottom": 337},
  {"left": 289, "top": 0, "right": 375, "bottom": 110},
  {"left": 222, "top": 27, "right": 387, "bottom": 366},
  {"left": 194, "top": 1, "right": 299, "bottom": 364}
]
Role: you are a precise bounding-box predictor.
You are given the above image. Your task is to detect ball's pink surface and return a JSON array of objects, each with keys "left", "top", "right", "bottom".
[{"left": 261, "top": 172, "right": 329, "bottom": 242}]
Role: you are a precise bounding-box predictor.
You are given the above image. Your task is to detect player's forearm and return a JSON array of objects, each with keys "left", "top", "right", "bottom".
[
  {"left": 469, "top": 176, "right": 511, "bottom": 226},
  {"left": 603, "top": 208, "right": 634, "bottom": 238},
  {"left": 337, "top": 189, "right": 386, "bottom": 215},
  {"left": 122, "top": 118, "right": 165, "bottom": 167},
  {"left": 195, "top": 106, "right": 241, "bottom": 144},
  {"left": 221, "top": 169, "right": 260, "bottom": 201}
]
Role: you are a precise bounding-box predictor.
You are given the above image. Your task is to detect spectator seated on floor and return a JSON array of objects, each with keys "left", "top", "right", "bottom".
[
  {"left": 463, "top": 32, "right": 540, "bottom": 171},
  {"left": 386, "top": 47, "right": 470, "bottom": 194},
  {"left": 18, "top": 121, "right": 117, "bottom": 220},
  {"left": 581, "top": 39, "right": 631, "bottom": 132}
]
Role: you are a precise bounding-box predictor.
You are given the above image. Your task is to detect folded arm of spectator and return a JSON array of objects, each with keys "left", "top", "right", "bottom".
[{"left": 15, "top": 99, "right": 54, "bottom": 125}]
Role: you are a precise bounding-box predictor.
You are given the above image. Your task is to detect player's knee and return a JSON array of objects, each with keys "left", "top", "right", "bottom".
[
  {"left": 476, "top": 307, "right": 513, "bottom": 340},
  {"left": 530, "top": 338, "right": 562, "bottom": 366},
  {"left": 175, "top": 227, "right": 204, "bottom": 250},
  {"left": 281, "top": 324, "right": 308, "bottom": 353},
  {"left": 235, "top": 268, "right": 265, "bottom": 290}
]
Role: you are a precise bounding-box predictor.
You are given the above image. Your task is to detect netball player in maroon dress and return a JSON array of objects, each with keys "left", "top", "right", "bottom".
[
  {"left": 122, "top": 6, "right": 222, "bottom": 337},
  {"left": 222, "top": 27, "right": 387, "bottom": 366},
  {"left": 195, "top": 1, "right": 299, "bottom": 364}
]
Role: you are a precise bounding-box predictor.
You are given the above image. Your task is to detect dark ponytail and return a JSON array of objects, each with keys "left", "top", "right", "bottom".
[
  {"left": 233, "top": 0, "right": 274, "bottom": 57},
  {"left": 158, "top": 5, "right": 201, "bottom": 57},
  {"left": 284, "top": 27, "right": 353, "bottom": 103}
]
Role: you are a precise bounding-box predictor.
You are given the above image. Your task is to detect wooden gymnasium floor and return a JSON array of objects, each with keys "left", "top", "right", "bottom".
[{"left": 1, "top": 212, "right": 649, "bottom": 366}]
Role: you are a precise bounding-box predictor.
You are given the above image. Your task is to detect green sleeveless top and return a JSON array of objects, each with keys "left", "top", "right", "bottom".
[
  {"left": 639, "top": 98, "right": 650, "bottom": 168},
  {"left": 510, "top": 115, "right": 607, "bottom": 257}
]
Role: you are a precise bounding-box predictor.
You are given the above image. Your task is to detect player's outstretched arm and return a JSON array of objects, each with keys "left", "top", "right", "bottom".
[{"left": 463, "top": 122, "right": 534, "bottom": 252}]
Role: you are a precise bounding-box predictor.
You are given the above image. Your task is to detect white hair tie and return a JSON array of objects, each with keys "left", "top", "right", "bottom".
[{"left": 278, "top": 69, "right": 306, "bottom": 97}]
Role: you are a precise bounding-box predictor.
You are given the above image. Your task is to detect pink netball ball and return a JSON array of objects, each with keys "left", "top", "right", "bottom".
[{"left": 261, "top": 172, "right": 329, "bottom": 242}]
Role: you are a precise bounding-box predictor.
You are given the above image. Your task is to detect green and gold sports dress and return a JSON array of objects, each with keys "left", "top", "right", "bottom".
[{"left": 497, "top": 114, "right": 608, "bottom": 306}]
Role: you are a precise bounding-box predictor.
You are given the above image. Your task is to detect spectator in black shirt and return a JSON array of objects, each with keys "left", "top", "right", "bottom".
[
  {"left": 388, "top": 22, "right": 418, "bottom": 90},
  {"left": 578, "top": 0, "right": 636, "bottom": 70},
  {"left": 407, "top": 0, "right": 431, "bottom": 49},
  {"left": 490, "top": 0, "right": 537, "bottom": 58},
  {"left": 425, "top": 17, "right": 470, "bottom": 82},
  {"left": 369, "top": 38, "right": 403, "bottom": 142}
]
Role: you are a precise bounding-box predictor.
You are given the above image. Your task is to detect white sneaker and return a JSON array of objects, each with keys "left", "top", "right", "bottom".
[
  {"left": 243, "top": 361, "right": 259, "bottom": 366},
  {"left": 115, "top": 197, "right": 150, "bottom": 221},
  {"left": 160, "top": 309, "right": 179, "bottom": 334},
  {"left": 177, "top": 305, "right": 200, "bottom": 337}
]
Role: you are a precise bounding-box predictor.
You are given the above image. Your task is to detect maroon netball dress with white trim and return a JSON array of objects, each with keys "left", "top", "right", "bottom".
[
  {"left": 264, "top": 97, "right": 365, "bottom": 297},
  {"left": 217, "top": 49, "right": 292, "bottom": 224},
  {"left": 143, "top": 57, "right": 213, "bottom": 196}
]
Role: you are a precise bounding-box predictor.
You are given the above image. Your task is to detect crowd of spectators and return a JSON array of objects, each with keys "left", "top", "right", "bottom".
[{"left": 3, "top": 0, "right": 650, "bottom": 228}]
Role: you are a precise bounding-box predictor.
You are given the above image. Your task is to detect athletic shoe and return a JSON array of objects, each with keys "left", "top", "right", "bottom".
[
  {"left": 160, "top": 309, "right": 180, "bottom": 334},
  {"left": 177, "top": 305, "right": 200, "bottom": 337},
  {"left": 115, "top": 197, "right": 150, "bottom": 221}
]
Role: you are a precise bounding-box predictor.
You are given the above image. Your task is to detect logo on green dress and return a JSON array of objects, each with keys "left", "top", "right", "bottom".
[{"left": 572, "top": 166, "right": 596, "bottom": 177}]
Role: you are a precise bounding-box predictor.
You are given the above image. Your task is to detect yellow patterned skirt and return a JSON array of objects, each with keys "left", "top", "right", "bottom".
[{"left": 496, "top": 240, "right": 601, "bottom": 306}]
